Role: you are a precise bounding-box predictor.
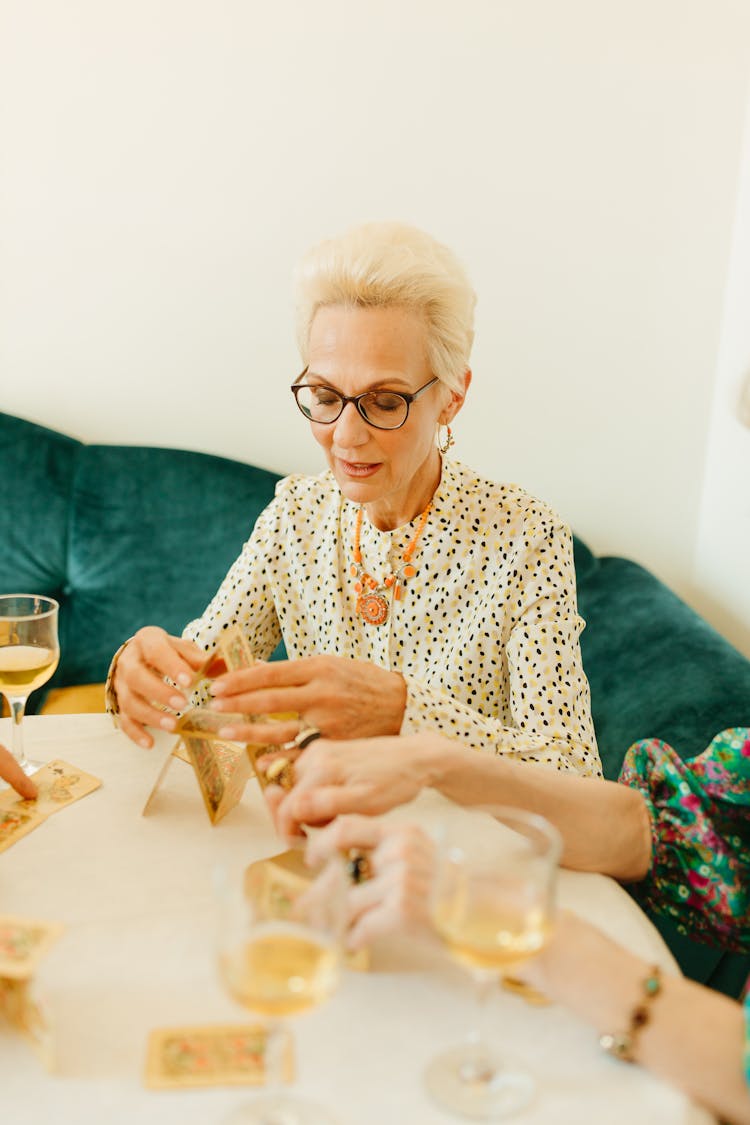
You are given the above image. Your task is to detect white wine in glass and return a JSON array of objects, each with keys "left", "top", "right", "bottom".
[
  {"left": 0, "top": 595, "right": 59, "bottom": 777},
  {"left": 426, "top": 805, "right": 561, "bottom": 1120},
  {"left": 215, "top": 849, "right": 348, "bottom": 1125}
]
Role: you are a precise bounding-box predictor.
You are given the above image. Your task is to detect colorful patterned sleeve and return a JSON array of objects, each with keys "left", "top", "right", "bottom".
[{"left": 618, "top": 728, "right": 750, "bottom": 952}]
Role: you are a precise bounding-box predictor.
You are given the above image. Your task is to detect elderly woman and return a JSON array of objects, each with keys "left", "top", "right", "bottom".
[{"left": 109, "top": 222, "right": 600, "bottom": 776}]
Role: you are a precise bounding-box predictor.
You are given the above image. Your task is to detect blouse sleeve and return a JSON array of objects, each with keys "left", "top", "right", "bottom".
[
  {"left": 401, "top": 516, "right": 600, "bottom": 777},
  {"left": 619, "top": 728, "right": 750, "bottom": 951}
]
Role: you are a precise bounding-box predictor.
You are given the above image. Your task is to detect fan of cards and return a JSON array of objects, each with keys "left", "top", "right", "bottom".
[{"left": 142, "top": 625, "right": 290, "bottom": 825}]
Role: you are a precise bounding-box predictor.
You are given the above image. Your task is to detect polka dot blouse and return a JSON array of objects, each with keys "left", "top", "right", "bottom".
[{"left": 184, "top": 458, "right": 601, "bottom": 776}]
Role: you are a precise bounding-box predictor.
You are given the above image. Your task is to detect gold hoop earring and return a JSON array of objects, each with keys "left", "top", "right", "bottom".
[{"left": 437, "top": 424, "right": 454, "bottom": 455}]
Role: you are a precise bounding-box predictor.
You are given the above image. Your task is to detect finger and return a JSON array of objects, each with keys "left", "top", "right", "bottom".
[
  {"left": 264, "top": 784, "right": 308, "bottom": 838},
  {"left": 284, "top": 785, "right": 380, "bottom": 828},
  {"left": 123, "top": 660, "right": 190, "bottom": 715},
  {"left": 136, "top": 628, "right": 205, "bottom": 689},
  {"left": 0, "top": 746, "right": 38, "bottom": 799},
  {"left": 218, "top": 719, "right": 301, "bottom": 745},
  {"left": 211, "top": 684, "right": 310, "bottom": 718},
  {"left": 211, "top": 658, "right": 316, "bottom": 695},
  {"left": 346, "top": 900, "right": 403, "bottom": 951},
  {"left": 116, "top": 683, "right": 181, "bottom": 735},
  {"left": 117, "top": 713, "right": 155, "bottom": 749},
  {"left": 305, "top": 814, "right": 386, "bottom": 864}
]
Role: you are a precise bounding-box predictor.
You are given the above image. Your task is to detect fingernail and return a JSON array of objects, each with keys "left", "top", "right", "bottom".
[
  {"left": 160, "top": 716, "right": 177, "bottom": 732},
  {"left": 169, "top": 695, "right": 187, "bottom": 710},
  {"left": 209, "top": 682, "right": 226, "bottom": 696},
  {"left": 139, "top": 738, "right": 151, "bottom": 749},
  {"left": 177, "top": 673, "right": 191, "bottom": 687},
  {"left": 219, "top": 726, "right": 237, "bottom": 739}
]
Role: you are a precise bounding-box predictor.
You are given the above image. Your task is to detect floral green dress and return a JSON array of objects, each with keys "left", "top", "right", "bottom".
[{"left": 618, "top": 727, "right": 750, "bottom": 1087}]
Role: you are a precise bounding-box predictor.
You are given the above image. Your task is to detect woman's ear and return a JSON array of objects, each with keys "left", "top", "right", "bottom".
[{"left": 440, "top": 369, "right": 472, "bottom": 425}]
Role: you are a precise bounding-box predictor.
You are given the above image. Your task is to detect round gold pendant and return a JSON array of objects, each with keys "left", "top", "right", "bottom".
[{"left": 357, "top": 592, "right": 389, "bottom": 626}]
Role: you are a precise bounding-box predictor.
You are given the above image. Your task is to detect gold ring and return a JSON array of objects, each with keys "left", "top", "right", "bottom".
[
  {"left": 263, "top": 756, "right": 296, "bottom": 791},
  {"left": 346, "top": 848, "right": 372, "bottom": 884}
]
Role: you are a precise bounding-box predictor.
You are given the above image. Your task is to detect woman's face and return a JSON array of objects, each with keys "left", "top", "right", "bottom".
[{"left": 304, "top": 305, "right": 462, "bottom": 530}]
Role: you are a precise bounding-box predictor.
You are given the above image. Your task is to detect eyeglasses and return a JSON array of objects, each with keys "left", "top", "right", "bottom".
[{"left": 291, "top": 370, "right": 439, "bottom": 430}]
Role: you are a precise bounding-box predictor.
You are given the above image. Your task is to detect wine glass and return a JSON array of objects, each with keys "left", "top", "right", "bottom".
[
  {"left": 425, "top": 805, "right": 561, "bottom": 1119},
  {"left": 0, "top": 595, "right": 60, "bottom": 777},
  {"left": 215, "top": 845, "right": 349, "bottom": 1125}
]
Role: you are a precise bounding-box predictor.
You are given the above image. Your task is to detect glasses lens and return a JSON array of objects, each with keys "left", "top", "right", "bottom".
[
  {"left": 294, "top": 385, "right": 344, "bottom": 423},
  {"left": 359, "top": 392, "right": 408, "bottom": 429}
]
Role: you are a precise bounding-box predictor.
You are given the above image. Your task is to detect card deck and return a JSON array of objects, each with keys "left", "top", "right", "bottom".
[{"left": 144, "top": 1023, "right": 293, "bottom": 1089}]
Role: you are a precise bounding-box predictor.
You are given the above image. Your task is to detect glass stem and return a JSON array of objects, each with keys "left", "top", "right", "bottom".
[
  {"left": 463, "top": 971, "right": 498, "bottom": 1084},
  {"left": 8, "top": 696, "right": 28, "bottom": 769},
  {"left": 261, "top": 1018, "right": 293, "bottom": 1121}
]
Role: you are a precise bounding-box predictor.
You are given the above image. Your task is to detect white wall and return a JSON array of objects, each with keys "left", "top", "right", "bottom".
[
  {"left": 694, "top": 80, "right": 750, "bottom": 657},
  {"left": 1, "top": 0, "right": 749, "bottom": 652}
]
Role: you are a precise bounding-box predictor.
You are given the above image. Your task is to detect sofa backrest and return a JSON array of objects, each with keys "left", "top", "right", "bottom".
[{"left": 0, "top": 412, "right": 282, "bottom": 693}]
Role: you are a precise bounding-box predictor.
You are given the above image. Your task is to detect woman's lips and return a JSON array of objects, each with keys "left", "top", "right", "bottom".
[{"left": 336, "top": 459, "right": 382, "bottom": 478}]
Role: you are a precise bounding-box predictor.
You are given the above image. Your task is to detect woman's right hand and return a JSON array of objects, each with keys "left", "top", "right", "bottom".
[{"left": 112, "top": 626, "right": 208, "bottom": 748}]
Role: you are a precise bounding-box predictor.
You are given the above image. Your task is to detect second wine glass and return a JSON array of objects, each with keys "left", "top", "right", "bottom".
[
  {"left": 425, "top": 804, "right": 561, "bottom": 1120},
  {"left": 215, "top": 846, "right": 349, "bottom": 1125}
]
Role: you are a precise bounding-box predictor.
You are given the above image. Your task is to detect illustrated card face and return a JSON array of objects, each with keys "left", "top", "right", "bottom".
[
  {"left": 0, "top": 916, "right": 64, "bottom": 980},
  {"left": 21, "top": 760, "right": 101, "bottom": 817},
  {"left": 144, "top": 1023, "right": 293, "bottom": 1089},
  {"left": 218, "top": 623, "right": 255, "bottom": 672},
  {"left": 0, "top": 805, "right": 44, "bottom": 854},
  {"left": 177, "top": 707, "right": 247, "bottom": 742},
  {"left": 180, "top": 734, "right": 226, "bottom": 820}
]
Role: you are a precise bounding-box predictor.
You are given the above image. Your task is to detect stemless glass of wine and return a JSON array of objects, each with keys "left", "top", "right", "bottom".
[
  {"left": 425, "top": 805, "right": 561, "bottom": 1120},
  {"left": 0, "top": 595, "right": 60, "bottom": 777},
  {"left": 215, "top": 847, "right": 349, "bottom": 1125}
]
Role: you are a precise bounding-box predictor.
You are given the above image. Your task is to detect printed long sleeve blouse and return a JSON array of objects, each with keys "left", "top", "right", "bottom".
[{"left": 183, "top": 458, "right": 601, "bottom": 776}]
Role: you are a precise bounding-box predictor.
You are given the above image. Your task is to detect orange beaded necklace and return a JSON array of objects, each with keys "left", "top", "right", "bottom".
[{"left": 350, "top": 501, "right": 433, "bottom": 626}]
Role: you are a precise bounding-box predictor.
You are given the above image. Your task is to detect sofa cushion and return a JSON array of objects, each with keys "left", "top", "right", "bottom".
[
  {"left": 62, "top": 442, "right": 283, "bottom": 688},
  {"left": 577, "top": 555, "right": 750, "bottom": 778},
  {"left": 0, "top": 413, "right": 79, "bottom": 593}
]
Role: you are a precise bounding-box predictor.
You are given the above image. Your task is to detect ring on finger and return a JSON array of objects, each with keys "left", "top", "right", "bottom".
[
  {"left": 263, "top": 756, "right": 296, "bottom": 791},
  {"left": 346, "top": 848, "right": 372, "bottom": 884}
]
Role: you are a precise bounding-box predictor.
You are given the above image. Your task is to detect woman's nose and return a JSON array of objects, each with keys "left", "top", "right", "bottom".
[{"left": 332, "top": 401, "right": 370, "bottom": 446}]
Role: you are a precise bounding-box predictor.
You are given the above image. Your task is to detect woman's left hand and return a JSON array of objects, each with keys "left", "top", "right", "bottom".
[
  {"left": 208, "top": 655, "right": 407, "bottom": 744},
  {"left": 305, "top": 814, "right": 436, "bottom": 950}
]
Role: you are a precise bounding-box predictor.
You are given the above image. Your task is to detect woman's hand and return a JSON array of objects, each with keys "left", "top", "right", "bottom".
[
  {"left": 263, "top": 733, "right": 435, "bottom": 838},
  {"left": 208, "top": 655, "right": 407, "bottom": 745},
  {"left": 112, "top": 626, "right": 208, "bottom": 748},
  {"left": 305, "top": 815, "right": 436, "bottom": 950},
  {"left": 0, "top": 744, "right": 38, "bottom": 799}
]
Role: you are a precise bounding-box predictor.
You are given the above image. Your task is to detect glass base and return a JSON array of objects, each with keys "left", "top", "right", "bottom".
[
  {"left": 17, "top": 757, "right": 44, "bottom": 778},
  {"left": 222, "top": 1093, "right": 340, "bottom": 1125},
  {"left": 424, "top": 1044, "right": 535, "bottom": 1120}
]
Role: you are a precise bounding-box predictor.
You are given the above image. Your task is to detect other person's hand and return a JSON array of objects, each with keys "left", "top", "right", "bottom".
[
  {"left": 264, "top": 733, "right": 434, "bottom": 838},
  {"left": 0, "top": 744, "right": 38, "bottom": 799},
  {"left": 305, "top": 814, "right": 435, "bottom": 950}
]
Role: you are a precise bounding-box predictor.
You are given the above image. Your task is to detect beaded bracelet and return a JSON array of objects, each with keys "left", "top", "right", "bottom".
[{"left": 600, "top": 965, "right": 663, "bottom": 1063}]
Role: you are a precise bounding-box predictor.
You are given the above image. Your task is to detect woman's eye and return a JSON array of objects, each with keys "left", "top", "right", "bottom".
[
  {"left": 372, "top": 394, "right": 403, "bottom": 412},
  {"left": 314, "top": 390, "right": 340, "bottom": 407}
]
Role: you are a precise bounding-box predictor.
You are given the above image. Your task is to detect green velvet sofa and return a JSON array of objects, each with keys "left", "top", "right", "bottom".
[{"left": 2, "top": 410, "right": 748, "bottom": 995}]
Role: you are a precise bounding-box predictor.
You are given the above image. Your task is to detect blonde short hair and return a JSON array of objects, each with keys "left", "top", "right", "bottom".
[{"left": 294, "top": 222, "right": 476, "bottom": 393}]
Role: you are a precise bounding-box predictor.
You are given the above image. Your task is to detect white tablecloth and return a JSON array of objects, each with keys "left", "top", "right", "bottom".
[{"left": 0, "top": 715, "right": 714, "bottom": 1125}]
